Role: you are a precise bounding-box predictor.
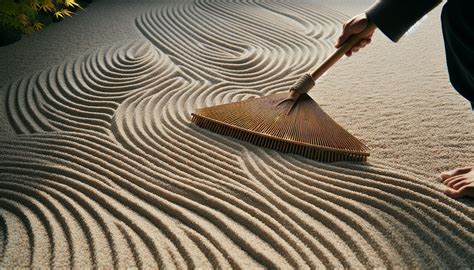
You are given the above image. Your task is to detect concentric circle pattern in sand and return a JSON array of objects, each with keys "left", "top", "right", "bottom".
[{"left": 1, "top": 0, "right": 473, "bottom": 268}]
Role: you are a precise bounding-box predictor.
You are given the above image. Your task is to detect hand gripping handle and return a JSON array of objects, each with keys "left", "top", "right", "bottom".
[{"left": 289, "top": 21, "right": 377, "bottom": 97}]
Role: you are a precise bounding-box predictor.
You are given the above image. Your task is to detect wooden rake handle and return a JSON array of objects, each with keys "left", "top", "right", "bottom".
[
  {"left": 310, "top": 21, "right": 377, "bottom": 81},
  {"left": 288, "top": 21, "right": 377, "bottom": 98}
]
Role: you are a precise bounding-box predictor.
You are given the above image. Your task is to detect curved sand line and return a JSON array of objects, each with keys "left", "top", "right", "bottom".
[{"left": 1, "top": 0, "right": 473, "bottom": 268}]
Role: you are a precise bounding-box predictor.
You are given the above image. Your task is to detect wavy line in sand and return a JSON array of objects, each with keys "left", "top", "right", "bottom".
[
  {"left": 1, "top": 0, "right": 474, "bottom": 268},
  {"left": 6, "top": 42, "right": 176, "bottom": 135}
]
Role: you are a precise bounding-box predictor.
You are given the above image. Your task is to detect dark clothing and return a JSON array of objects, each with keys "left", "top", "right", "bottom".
[
  {"left": 365, "top": 0, "right": 474, "bottom": 107},
  {"left": 365, "top": 0, "right": 442, "bottom": 42},
  {"left": 441, "top": 0, "right": 474, "bottom": 107}
]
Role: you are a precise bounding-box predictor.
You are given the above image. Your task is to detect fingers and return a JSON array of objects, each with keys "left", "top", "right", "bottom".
[
  {"left": 352, "top": 39, "right": 369, "bottom": 51},
  {"left": 335, "top": 20, "right": 354, "bottom": 48},
  {"left": 335, "top": 16, "right": 369, "bottom": 48},
  {"left": 359, "top": 38, "right": 371, "bottom": 46},
  {"left": 345, "top": 38, "right": 371, "bottom": 57},
  {"left": 335, "top": 13, "right": 372, "bottom": 54}
]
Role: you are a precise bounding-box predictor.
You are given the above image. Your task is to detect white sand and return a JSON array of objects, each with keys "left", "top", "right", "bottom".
[{"left": 0, "top": 0, "right": 473, "bottom": 268}]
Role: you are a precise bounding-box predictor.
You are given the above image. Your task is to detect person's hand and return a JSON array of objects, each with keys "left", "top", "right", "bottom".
[{"left": 335, "top": 13, "right": 375, "bottom": 57}]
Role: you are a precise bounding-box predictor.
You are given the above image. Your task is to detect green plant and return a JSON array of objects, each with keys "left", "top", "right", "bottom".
[{"left": 0, "top": 0, "right": 81, "bottom": 33}]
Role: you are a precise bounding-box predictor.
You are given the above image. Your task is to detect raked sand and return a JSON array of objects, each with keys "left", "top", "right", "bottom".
[{"left": 0, "top": 0, "right": 473, "bottom": 268}]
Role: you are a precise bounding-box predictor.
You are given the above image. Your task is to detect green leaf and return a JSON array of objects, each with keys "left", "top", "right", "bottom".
[
  {"left": 18, "top": 3, "right": 36, "bottom": 18},
  {"left": 0, "top": 1, "right": 20, "bottom": 15},
  {"left": 23, "top": 25, "right": 35, "bottom": 33}
]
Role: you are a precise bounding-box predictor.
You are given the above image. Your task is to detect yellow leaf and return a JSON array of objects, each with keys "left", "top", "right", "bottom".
[
  {"left": 54, "top": 9, "right": 74, "bottom": 18},
  {"left": 39, "top": 1, "right": 56, "bottom": 12},
  {"left": 54, "top": 11, "right": 64, "bottom": 18},
  {"left": 63, "top": 0, "right": 80, "bottom": 8},
  {"left": 31, "top": 0, "right": 40, "bottom": 10},
  {"left": 60, "top": 8, "right": 74, "bottom": 16},
  {"left": 33, "top": 22, "right": 44, "bottom": 30},
  {"left": 18, "top": 14, "right": 31, "bottom": 26}
]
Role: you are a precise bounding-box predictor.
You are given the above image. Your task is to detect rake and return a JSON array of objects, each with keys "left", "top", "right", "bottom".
[{"left": 191, "top": 22, "right": 376, "bottom": 162}]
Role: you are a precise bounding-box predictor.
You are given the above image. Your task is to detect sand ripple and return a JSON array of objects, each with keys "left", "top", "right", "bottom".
[{"left": 1, "top": 0, "right": 473, "bottom": 268}]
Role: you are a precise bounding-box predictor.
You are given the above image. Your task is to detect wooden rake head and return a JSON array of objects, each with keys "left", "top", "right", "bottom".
[{"left": 191, "top": 22, "right": 376, "bottom": 162}]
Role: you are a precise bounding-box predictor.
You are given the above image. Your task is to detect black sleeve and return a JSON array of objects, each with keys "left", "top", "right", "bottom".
[{"left": 365, "top": 0, "right": 442, "bottom": 42}]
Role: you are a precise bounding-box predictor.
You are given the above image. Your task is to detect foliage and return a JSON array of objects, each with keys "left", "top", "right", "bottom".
[{"left": 0, "top": 0, "right": 82, "bottom": 33}]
